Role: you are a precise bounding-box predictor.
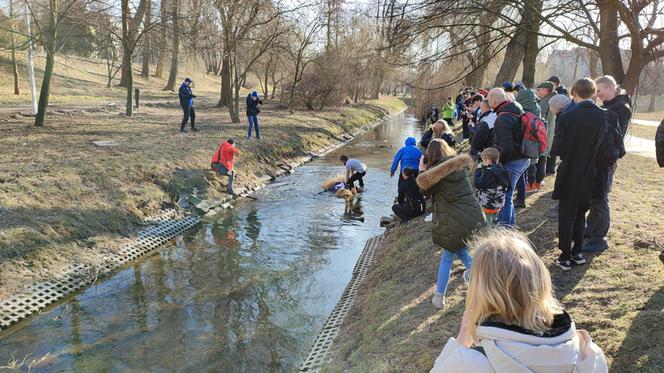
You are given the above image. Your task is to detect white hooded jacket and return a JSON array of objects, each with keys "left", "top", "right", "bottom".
[{"left": 430, "top": 312, "right": 608, "bottom": 373}]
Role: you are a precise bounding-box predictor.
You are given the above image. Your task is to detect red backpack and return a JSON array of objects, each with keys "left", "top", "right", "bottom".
[{"left": 499, "top": 111, "right": 548, "bottom": 159}]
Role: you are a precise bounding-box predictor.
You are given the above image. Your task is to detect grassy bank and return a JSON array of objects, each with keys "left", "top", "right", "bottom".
[
  {"left": 326, "top": 153, "right": 664, "bottom": 372},
  {"left": 0, "top": 95, "right": 406, "bottom": 299}
]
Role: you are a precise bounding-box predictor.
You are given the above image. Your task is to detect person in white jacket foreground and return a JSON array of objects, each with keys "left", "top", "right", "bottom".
[{"left": 431, "top": 229, "right": 608, "bottom": 373}]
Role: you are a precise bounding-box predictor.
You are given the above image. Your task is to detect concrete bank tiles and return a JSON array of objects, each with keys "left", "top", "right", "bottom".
[
  {"left": 0, "top": 210, "right": 200, "bottom": 331},
  {"left": 299, "top": 236, "right": 382, "bottom": 372}
]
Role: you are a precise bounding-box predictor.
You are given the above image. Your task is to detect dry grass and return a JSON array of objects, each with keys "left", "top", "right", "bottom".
[
  {"left": 629, "top": 124, "right": 658, "bottom": 140},
  {"left": 0, "top": 88, "right": 405, "bottom": 298},
  {"left": 327, "top": 153, "right": 664, "bottom": 373}
]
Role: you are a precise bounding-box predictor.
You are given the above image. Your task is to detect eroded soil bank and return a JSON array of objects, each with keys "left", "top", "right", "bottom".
[
  {"left": 0, "top": 97, "right": 406, "bottom": 299},
  {"left": 326, "top": 153, "right": 664, "bottom": 372}
]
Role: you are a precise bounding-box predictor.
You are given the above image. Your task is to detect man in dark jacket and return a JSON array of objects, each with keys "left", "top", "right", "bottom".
[
  {"left": 487, "top": 88, "right": 530, "bottom": 226},
  {"left": 246, "top": 91, "right": 262, "bottom": 139},
  {"left": 470, "top": 99, "right": 496, "bottom": 157},
  {"left": 551, "top": 78, "right": 624, "bottom": 270},
  {"left": 584, "top": 76, "right": 632, "bottom": 253},
  {"left": 392, "top": 167, "right": 426, "bottom": 222},
  {"left": 178, "top": 78, "right": 198, "bottom": 133},
  {"left": 549, "top": 76, "right": 569, "bottom": 96}
]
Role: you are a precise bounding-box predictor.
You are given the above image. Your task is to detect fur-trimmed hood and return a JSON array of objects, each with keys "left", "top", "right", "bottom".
[{"left": 416, "top": 153, "right": 475, "bottom": 190}]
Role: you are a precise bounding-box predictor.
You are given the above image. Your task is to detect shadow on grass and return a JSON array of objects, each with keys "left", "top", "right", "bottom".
[{"left": 612, "top": 286, "right": 664, "bottom": 372}]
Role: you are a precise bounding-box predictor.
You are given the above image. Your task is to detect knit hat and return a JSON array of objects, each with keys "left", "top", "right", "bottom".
[
  {"left": 251, "top": 91, "right": 259, "bottom": 97},
  {"left": 502, "top": 81, "right": 514, "bottom": 91},
  {"left": 537, "top": 81, "right": 554, "bottom": 90},
  {"left": 549, "top": 94, "right": 571, "bottom": 111}
]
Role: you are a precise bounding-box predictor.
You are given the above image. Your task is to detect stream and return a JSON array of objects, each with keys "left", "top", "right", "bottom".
[{"left": 0, "top": 113, "right": 423, "bottom": 372}]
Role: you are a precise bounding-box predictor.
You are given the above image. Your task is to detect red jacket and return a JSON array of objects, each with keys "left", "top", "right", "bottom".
[{"left": 211, "top": 142, "right": 237, "bottom": 171}]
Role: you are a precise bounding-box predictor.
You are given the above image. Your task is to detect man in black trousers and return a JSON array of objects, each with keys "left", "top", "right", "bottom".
[
  {"left": 179, "top": 78, "right": 198, "bottom": 133},
  {"left": 551, "top": 78, "right": 624, "bottom": 271}
]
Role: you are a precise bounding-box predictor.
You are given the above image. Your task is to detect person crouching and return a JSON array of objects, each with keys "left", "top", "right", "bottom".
[
  {"left": 211, "top": 138, "right": 239, "bottom": 195},
  {"left": 391, "top": 167, "right": 426, "bottom": 223}
]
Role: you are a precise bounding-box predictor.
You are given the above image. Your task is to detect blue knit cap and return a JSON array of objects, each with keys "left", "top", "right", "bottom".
[{"left": 252, "top": 91, "right": 258, "bottom": 97}]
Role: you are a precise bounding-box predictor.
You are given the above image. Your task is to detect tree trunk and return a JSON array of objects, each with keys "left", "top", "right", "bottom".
[
  {"left": 598, "top": 2, "right": 625, "bottom": 83},
  {"left": 154, "top": 0, "right": 168, "bottom": 78},
  {"left": 141, "top": 0, "right": 152, "bottom": 78},
  {"left": 164, "top": 0, "right": 179, "bottom": 91},
  {"left": 494, "top": 28, "right": 527, "bottom": 86},
  {"left": 122, "top": 0, "right": 134, "bottom": 116},
  {"left": 571, "top": 49, "right": 581, "bottom": 82},
  {"left": 647, "top": 95, "right": 656, "bottom": 112},
  {"left": 218, "top": 53, "right": 231, "bottom": 106},
  {"left": 9, "top": 0, "right": 19, "bottom": 95},
  {"left": 588, "top": 48, "right": 600, "bottom": 78},
  {"left": 520, "top": 0, "right": 542, "bottom": 88},
  {"left": 35, "top": 52, "right": 55, "bottom": 127}
]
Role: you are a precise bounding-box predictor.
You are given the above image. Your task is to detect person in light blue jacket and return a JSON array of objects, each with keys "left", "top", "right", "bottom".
[{"left": 391, "top": 137, "right": 423, "bottom": 186}]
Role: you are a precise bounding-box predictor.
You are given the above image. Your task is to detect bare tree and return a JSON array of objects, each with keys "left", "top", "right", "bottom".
[{"left": 286, "top": 12, "right": 324, "bottom": 114}]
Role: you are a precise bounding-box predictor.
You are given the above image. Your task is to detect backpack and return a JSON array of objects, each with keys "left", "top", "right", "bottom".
[
  {"left": 499, "top": 111, "right": 548, "bottom": 159},
  {"left": 590, "top": 110, "right": 625, "bottom": 170}
]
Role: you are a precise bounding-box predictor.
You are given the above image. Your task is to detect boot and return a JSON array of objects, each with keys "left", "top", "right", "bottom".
[{"left": 431, "top": 291, "right": 445, "bottom": 309}]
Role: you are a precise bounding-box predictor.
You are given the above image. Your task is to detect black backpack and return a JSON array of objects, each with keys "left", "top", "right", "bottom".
[{"left": 590, "top": 110, "right": 625, "bottom": 170}]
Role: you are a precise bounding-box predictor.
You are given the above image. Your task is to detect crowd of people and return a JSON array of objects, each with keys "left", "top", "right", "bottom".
[{"left": 393, "top": 75, "right": 643, "bottom": 371}]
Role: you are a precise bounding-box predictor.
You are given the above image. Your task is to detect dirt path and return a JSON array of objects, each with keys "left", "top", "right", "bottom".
[{"left": 625, "top": 134, "right": 657, "bottom": 159}]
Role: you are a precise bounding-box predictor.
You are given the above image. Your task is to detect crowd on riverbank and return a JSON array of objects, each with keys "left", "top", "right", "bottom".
[{"left": 345, "top": 75, "right": 664, "bottom": 372}]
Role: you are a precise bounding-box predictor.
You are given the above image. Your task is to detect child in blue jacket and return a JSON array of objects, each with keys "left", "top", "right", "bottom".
[{"left": 391, "top": 137, "right": 423, "bottom": 185}]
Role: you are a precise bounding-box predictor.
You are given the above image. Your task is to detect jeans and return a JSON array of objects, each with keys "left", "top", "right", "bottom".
[
  {"left": 248, "top": 114, "right": 260, "bottom": 139},
  {"left": 527, "top": 155, "right": 547, "bottom": 183},
  {"left": 558, "top": 200, "right": 590, "bottom": 260},
  {"left": 586, "top": 165, "right": 615, "bottom": 245},
  {"left": 498, "top": 158, "right": 530, "bottom": 226},
  {"left": 437, "top": 247, "right": 472, "bottom": 294},
  {"left": 213, "top": 163, "right": 235, "bottom": 194},
  {"left": 347, "top": 171, "right": 366, "bottom": 188},
  {"left": 180, "top": 105, "right": 196, "bottom": 130},
  {"left": 515, "top": 173, "right": 526, "bottom": 205}
]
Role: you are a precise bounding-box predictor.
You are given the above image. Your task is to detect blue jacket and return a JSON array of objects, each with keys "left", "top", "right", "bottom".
[
  {"left": 391, "top": 137, "right": 422, "bottom": 174},
  {"left": 178, "top": 83, "right": 194, "bottom": 107}
]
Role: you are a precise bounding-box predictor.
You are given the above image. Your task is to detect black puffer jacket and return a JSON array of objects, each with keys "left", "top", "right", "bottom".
[
  {"left": 493, "top": 100, "right": 526, "bottom": 164},
  {"left": 602, "top": 94, "right": 632, "bottom": 138},
  {"left": 657, "top": 119, "right": 664, "bottom": 167}
]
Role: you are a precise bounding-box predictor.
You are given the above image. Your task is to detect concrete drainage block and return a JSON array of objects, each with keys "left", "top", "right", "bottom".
[{"left": 0, "top": 213, "right": 200, "bottom": 331}]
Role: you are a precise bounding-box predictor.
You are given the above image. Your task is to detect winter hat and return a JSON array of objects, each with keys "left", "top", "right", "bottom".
[
  {"left": 549, "top": 94, "right": 571, "bottom": 112},
  {"left": 502, "top": 81, "right": 514, "bottom": 91},
  {"left": 537, "top": 81, "right": 554, "bottom": 90},
  {"left": 184, "top": 77, "right": 193, "bottom": 83},
  {"left": 251, "top": 91, "right": 259, "bottom": 97}
]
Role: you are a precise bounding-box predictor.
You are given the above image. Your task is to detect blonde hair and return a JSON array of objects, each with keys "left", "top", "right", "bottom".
[
  {"left": 595, "top": 75, "right": 625, "bottom": 96},
  {"left": 432, "top": 120, "right": 452, "bottom": 138},
  {"left": 466, "top": 229, "right": 563, "bottom": 338},
  {"left": 480, "top": 147, "right": 500, "bottom": 163}
]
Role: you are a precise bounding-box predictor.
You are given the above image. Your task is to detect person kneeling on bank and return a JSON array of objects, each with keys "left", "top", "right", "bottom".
[
  {"left": 211, "top": 138, "right": 239, "bottom": 195},
  {"left": 392, "top": 167, "right": 426, "bottom": 223}
]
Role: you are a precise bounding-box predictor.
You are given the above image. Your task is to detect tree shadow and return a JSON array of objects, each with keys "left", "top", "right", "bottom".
[{"left": 612, "top": 286, "right": 664, "bottom": 371}]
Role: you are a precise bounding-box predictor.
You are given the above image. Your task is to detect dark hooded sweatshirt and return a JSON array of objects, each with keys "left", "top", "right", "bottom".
[
  {"left": 602, "top": 94, "right": 631, "bottom": 138},
  {"left": 493, "top": 101, "right": 526, "bottom": 164}
]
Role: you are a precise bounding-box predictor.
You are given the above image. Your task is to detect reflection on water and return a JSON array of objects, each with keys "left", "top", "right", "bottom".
[{"left": 0, "top": 114, "right": 423, "bottom": 372}]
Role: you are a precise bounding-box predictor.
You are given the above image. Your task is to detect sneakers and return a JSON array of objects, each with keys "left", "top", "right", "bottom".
[
  {"left": 525, "top": 183, "right": 539, "bottom": 194},
  {"left": 571, "top": 253, "right": 586, "bottom": 265},
  {"left": 191, "top": 127, "right": 199, "bottom": 132},
  {"left": 555, "top": 257, "right": 572, "bottom": 271},
  {"left": 180, "top": 129, "right": 187, "bottom": 133},
  {"left": 582, "top": 240, "right": 608, "bottom": 253},
  {"left": 431, "top": 292, "right": 445, "bottom": 309},
  {"left": 514, "top": 201, "right": 526, "bottom": 209}
]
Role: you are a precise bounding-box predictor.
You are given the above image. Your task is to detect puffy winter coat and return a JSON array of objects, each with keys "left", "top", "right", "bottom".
[
  {"left": 656, "top": 119, "right": 664, "bottom": 167},
  {"left": 178, "top": 83, "right": 194, "bottom": 107},
  {"left": 517, "top": 88, "right": 541, "bottom": 117},
  {"left": 493, "top": 101, "right": 526, "bottom": 164},
  {"left": 470, "top": 111, "right": 497, "bottom": 156},
  {"left": 416, "top": 154, "right": 485, "bottom": 252},
  {"left": 391, "top": 137, "right": 423, "bottom": 174},
  {"left": 442, "top": 102, "right": 456, "bottom": 119},
  {"left": 602, "top": 94, "right": 632, "bottom": 138},
  {"left": 430, "top": 311, "right": 608, "bottom": 373}
]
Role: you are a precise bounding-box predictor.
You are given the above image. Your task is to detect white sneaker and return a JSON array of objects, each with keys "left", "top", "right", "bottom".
[
  {"left": 431, "top": 291, "right": 445, "bottom": 309},
  {"left": 424, "top": 213, "right": 433, "bottom": 222},
  {"left": 463, "top": 269, "right": 471, "bottom": 285}
]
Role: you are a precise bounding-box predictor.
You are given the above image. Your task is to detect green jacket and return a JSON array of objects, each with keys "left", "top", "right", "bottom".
[
  {"left": 416, "top": 154, "right": 485, "bottom": 252},
  {"left": 539, "top": 92, "right": 556, "bottom": 156},
  {"left": 442, "top": 102, "right": 455, "bottom": 119},
  {"left": 517, "top": 88, "right": 541, "bottom": 118}
]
